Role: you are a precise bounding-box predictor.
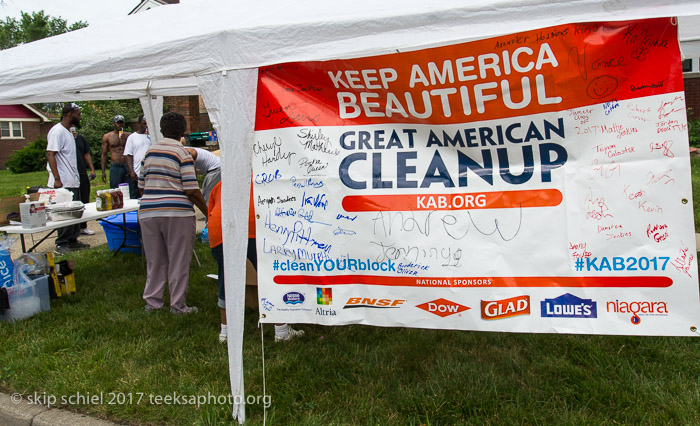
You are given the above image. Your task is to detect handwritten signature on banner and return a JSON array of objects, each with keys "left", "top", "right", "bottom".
[
  {"left": 589, "top": 158, "right": 621, "bottom": 180},
  {"left": 370, "top": 240, "right": 462, "bottom": 267},
  {"left": 657, "top": 96, "right": 685, "bottom": 120},
  {"left": 649, "top": 140, "right": 674, "bottom": 158},
  {"left": 584, "top": 187, "right": 613, "bottom": 221},
  {"left": 671, "top": 241, "right": 695, "bottom": 278},
  {"left": 647, "top": 223, "right": 669, "bottom": 243},
  {"left": 371, "top": 209, "right": 522, "bottom": 242},
  {"left": 252, "top": 137, "right": 296, "bottom": 167},
  {"left": 569, "top": 242, "right": 592, "bottom": 259}
]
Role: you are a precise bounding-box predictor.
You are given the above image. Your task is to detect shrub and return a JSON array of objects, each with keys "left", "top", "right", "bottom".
[
  {"left": 689, "top": 118, "right": 700, "bottom": 148},
  {"left": 5, "top": 137, "right": 47, "bottom": 173}
]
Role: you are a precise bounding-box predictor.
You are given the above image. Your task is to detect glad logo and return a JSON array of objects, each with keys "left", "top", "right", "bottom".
[
  {"left": 416, "top": 298, "right": 469, "bottom": 317},
  {"left": 481, "top": 295, "right": 530, "bottom": 320}
]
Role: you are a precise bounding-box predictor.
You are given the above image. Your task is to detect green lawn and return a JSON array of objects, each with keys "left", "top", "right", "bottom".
[
  {"left": 0, "top": 169, "right": 111, "bottom": 201},
  {"left": 0, "top": 164, "right": 699, "bottom": 425},
  {"left": 692, "top": 156, "right": 700, "bottom": 231},
  {"left": 0, "top": 245, "right": 698, "bottom": 425}
]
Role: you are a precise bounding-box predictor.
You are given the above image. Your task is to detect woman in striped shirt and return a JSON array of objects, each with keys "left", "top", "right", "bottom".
[{"left": 139, "top": 112, "right": 208, "bottom": 314}]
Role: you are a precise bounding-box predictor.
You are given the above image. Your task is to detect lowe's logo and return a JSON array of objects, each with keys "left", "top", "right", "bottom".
[
  {"left": 283, "top": 292, "right": 305, "bottom": 305},
  {"left": 540, "top": 293, "right": 597, "bottom": 318}
]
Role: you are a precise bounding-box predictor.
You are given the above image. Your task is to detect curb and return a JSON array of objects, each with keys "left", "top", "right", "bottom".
[{"left": 0, "top": 392, "right": 123, "bottom": 426}]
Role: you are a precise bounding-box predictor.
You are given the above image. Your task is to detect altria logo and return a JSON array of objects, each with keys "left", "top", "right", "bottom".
[
  {"left": 344, "top": 298, "right": 405, "bottom": 309},
  {"left": 606, "top": 300, "right": 668, "bottom": 325}
]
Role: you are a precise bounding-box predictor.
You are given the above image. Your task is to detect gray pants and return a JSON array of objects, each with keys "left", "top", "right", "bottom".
[
  {"left": 55, "top": 187, "right": 80, "bottom": 246},
  {"left": 202, "top": 168, "right": 221, "bottom": 207},
  {"left": 141, "top": 216, "right": 196, "bottom": 313}
]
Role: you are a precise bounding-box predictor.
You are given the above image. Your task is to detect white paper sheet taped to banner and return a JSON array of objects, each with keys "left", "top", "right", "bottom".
[{"left": 252, "top": 17, "right": 700, "bottom": 336}]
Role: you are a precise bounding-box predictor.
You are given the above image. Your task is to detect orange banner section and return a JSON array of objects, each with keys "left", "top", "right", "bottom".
[
  {"left": 256, "top": 18, "right": 681, "bottom": 130},
  {"left": 342, "top": 189, "right": 562, "bottom": 212},
  {"left": 274, "top": 275, "right": 673, "bottom": 287}
]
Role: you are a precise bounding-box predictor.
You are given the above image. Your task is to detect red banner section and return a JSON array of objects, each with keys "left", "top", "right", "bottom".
[
  {"left": 342, "top": 189, "right": 562, "bottom": 212},
  {"left": 256, "top": 18, "right": 681, "bottom": 130},
  {"left": 273, "top": 275, "right": 673, "bottom": 288}
]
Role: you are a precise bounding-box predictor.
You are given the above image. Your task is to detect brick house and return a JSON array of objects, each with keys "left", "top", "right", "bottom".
[
  {"left": 0, "top": 104, "right": 52, "bottom": 169},
  {"left": 683, "top": 59, "right": 700, "bottom": 118}
]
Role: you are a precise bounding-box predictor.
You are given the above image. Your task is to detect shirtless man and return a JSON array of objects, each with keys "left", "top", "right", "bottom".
[{"left": 101, "top": 115, "right": 132, "bottom": 188}]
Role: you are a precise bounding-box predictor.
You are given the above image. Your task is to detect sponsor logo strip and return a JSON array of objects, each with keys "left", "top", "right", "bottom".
[
  {"left": 274, "top": 275, "right": 672, "bottom": 287},
  {"left": 342, "top": 189, "right": 563, "bottom": 212}
]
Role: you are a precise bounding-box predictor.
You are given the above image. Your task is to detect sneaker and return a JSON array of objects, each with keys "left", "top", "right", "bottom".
[
  {"left": 274, "top": 326, "right": 305, "bottom": 342},
  {"left": 69, "top": 241, "right": 91, "bottom": 250},
  {"left": 54, "top": 245, "right": 74, "bottom": 256},
  {"left": 171, "top": 306, "right": 198, "bottom": 315},
  {"left": 80, "top": 228, "right": 95, "bottom": 235},
  {"left": 219, "top": 331, "right": 227, "bottom": 343},
  {"left": 144, "top": 305, "right": 160, "bottom": 313}
]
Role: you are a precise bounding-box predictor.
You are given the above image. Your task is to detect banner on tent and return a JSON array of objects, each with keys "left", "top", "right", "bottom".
[{"left": 252, "top": 17, "right": 700, "bottom": 336}]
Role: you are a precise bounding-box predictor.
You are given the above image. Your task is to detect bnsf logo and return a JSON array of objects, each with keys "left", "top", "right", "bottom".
[
  {"left": 416, "top": 298, "right": 470, "bottom": 317},
  {"left": 481, "top": 296, "right": 530, "bottom": 320},
  {"left": 343, "top": 298, "right": 405, "bottom": 309}
]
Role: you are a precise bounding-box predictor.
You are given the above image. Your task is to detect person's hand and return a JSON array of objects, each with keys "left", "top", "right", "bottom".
[
  {"left": 101, "top": 171, "right": 107, "bottom": 183},
  {"left": 129, "top": 172, "right": 138, "bottom": 182},
  {"left": 54, "top": 178, "right": 63, "bottom": 189},
  {"left": 89, "top": 173, "right": 96, "bottom": 181}
]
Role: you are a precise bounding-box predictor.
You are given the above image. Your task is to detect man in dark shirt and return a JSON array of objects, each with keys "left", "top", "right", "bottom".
[{"left": 70, "top": 126, "right": 97, "bottom": 235}]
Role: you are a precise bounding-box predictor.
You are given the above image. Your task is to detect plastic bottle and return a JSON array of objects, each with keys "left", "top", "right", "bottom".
[
  {"left": 112, "top": 189, "right": 121, "bottom": 209},
  {"left": 117, "top": 189, "right": 124, "bottom": 208},
  {"left": 118, "top": 183, "right": 130, "bottom": 201},
  {"left": 200, "top": 227, "right": 209, "bottom": 244},
  {"left": 96, "top": 191, "right": 106, "bottom": 211},
  {"left": 105, "top": 190, "right": 113, "bottom": 210}
]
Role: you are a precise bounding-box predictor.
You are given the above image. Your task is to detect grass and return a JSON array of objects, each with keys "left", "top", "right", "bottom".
[
  {"left": 0, "top": 163, "right": 699, "bottom": 424},
  {"left": 0, "top": 169, "right": 112, "bottom": 202},
  {"left": 0, "top": 243, "right": 698, "bottom": 425},
  {"left": 692, "top": 156, "right": 700, "bottom": 231}
]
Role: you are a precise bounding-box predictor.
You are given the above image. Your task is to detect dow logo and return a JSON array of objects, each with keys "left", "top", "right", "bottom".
[{"left": 416, "top": 298, "right": 470, "bottom": 317}]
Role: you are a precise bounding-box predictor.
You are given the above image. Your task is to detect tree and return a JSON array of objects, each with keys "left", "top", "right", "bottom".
[
  {"left": 76, "top": 100, "right": 144, "bottom": 168},
  {"left": 0, "top": 10, "right": 87, "bottom": 50}
]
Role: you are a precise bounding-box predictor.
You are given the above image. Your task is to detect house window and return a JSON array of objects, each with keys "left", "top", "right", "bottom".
[
  {"left": 682, "top": 59, "right": 693, "bottom": 72},
  {"left": 0, "top": 121, "right": 23, "bottom": 138}
]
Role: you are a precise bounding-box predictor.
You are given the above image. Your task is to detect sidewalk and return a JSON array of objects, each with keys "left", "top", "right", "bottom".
[{"left": 0, "top": 392, "right": 123, "bottom": 426}]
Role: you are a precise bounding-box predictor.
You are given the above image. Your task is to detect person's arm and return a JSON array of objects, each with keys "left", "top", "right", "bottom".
[
  {"left": 185, "top": 188, "right": 208, "bottom": 217},
  {"left": 101, "top": 134, "right": 109, "bottom": 182},
  {"left": 85, "top": 153, "right": 96, "bottom": 179},
  {"left": 125, "top": 155, "right": 138, "bottom": 182},
  {"left": 46, "top": 151, "right": 63, "bottom": 188}
]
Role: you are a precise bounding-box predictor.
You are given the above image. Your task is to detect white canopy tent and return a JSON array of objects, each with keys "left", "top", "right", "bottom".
[{"left": 2, "top": 0, "right": 700, "bottom": 421}]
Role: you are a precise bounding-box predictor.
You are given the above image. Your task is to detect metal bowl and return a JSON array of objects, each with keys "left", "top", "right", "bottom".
[{"left": 48, "top": 208, "right": 84, "bottom": 222}]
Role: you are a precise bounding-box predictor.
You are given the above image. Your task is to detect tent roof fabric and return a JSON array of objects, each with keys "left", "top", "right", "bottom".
[{"left": 1, "top": 0, "right": 700, "bottom": 103}]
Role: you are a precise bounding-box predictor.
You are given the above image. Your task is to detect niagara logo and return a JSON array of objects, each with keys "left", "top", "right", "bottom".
[{"left": 606, "top": 299, "right": 668, "bottom": 325}]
